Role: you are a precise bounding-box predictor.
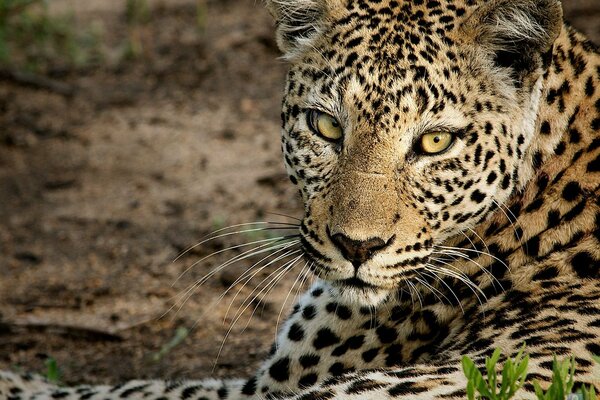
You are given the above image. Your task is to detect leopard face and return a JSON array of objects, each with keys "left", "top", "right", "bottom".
[{"left": 273, "top": 0, "right": 562, "bottom": 305}]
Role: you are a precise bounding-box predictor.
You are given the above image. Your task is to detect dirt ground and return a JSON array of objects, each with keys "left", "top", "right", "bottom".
[{"left": 0, "top": 0, "right": 599, "bottom": 386}]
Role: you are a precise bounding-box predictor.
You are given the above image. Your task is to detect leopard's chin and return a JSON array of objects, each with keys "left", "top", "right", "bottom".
[{"left": 330, "top": 279, "right": 392, "bottom": 306}]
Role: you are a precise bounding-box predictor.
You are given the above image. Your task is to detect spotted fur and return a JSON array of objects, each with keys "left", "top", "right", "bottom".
[{"left": 2, "top": 0, "right": 599, "bottom": 399}]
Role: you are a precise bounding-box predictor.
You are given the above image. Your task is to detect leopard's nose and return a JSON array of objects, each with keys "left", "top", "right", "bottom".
[{"left": 330, "top": 233, "right": 388, "bottom": 269}]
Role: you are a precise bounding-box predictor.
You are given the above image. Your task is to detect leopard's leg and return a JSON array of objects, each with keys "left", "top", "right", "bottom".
[{"left": 0, "top": 370, "right": 246, "bottom": 400}]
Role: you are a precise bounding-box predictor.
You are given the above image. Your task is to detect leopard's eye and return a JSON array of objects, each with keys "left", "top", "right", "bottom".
[
  {"left": 308, "top": 110, "right": 343, "bottom": 141},
  {"left": 418, "top": 132, "right": 454, "bottom": 155}
]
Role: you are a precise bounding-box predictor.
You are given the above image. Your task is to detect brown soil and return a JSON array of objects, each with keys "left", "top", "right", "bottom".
[{"left": 0, "top": 0, "right": 598, "bottom": 386}]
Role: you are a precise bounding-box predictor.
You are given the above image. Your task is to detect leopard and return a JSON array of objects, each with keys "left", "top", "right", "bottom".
[{"left": 1, "top": 0, "right": 599, "bottom": 399}]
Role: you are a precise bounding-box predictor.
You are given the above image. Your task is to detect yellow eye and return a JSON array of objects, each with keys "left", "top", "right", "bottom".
[
  {"left": 309, "top": 110, "right": 343, "bottom": 141},
  {"left": 419, "top": 132, "right": 454, "bottom": 154}
]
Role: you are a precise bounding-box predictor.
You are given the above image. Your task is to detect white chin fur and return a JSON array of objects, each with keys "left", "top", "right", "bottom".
[{"left": 332, "top": 285, "right": 392, "bottom": 306}]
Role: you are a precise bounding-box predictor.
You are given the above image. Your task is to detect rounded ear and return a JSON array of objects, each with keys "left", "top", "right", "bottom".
[
  {"left": 461, "top": 0, "right": 563, "bottom": 80},
  {"left": 265, "top": 0, "right": 326, "bottom": 57}
]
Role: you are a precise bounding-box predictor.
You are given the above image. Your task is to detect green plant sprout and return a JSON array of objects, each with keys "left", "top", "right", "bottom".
[
  {"left": 533, "top": 357, "right": 576, "bottom": 400},
  {"left": 462, "top": 346, "right": 599, "bottom": 400},
  {"left": 463, "top": 345, "right": 529, "bottom": 400},
  {"left": 44, "top": 357, "right": 61, "bottom": 385}
]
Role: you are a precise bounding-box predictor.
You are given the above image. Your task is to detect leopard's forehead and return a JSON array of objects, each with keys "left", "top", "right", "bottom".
[
  {"left": 285, "top": 0, "right": 510, "bottom": 128},
  {"left": 302, "top": 0, "right": 471, "bottom": 71},
  {"left": 327, "top": 0, "right": 468, "bottom": 54}
]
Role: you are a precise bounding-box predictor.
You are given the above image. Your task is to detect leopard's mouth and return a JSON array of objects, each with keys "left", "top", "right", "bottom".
[
  {"left": 338, "top": 277, "right": 379, "bottom": 290},
  {"left": 303, "top": 239, "right": 428, "bottom": 289},
  {"left": 330, "top": 277, "right": 393, "bottom": 306}
]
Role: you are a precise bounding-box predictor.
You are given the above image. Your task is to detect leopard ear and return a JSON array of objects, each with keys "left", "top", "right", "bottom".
[
  {"left": 461, "top": 0, "right": 563, "bottom": 79},
  {"left": 265, "top": 0, "right": 329, "bottom": 58}
]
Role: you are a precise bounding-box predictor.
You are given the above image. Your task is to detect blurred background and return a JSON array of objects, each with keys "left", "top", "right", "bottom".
[{"left": 0, "top": 0, "right": 598, "bottom": 386}]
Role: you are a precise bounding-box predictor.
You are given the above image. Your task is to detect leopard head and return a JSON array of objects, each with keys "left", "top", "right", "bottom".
[{"left": 267, "top": 0, "right": 563, "bottom": 304}]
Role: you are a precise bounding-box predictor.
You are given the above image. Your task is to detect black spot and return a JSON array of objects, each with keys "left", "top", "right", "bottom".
[
  {"left": 295, "top": 389, "right": 335, "bottom": 400},
  {"left": 571, "top": 252, "right": 597, "bottom": 279},
  {"left": 587, "top": 153, "right": 600, "bottom": 172},
  {"left": 241, "top": 377, "right": 257, "bottom": 396},
  {"left": 532, "top": 151, "right": 544, "bottom": 169},
  {"left": 388, "top": 383, "right": 428, "bottom": 396},
  {"left": 487, "top": 171, "right": 498, "bottom": 184},
  {"left": 376, "top": 325, "right": 398, "bottom": 343},
  {"left": 346, "top": 379, "right": 389, "bottom": 395},
  {"left": 298, "top": 373, "right": 318, "bottom": 388},
  {"left": 179, "top": 385, "right": 201, "bottom": 399},
  {"left": 302, "top": 305, "right": 317, "bottom": 320},
  {"left": 564, "top": 200, "right": 586, "bottom": 222},
  {"left": 299, "top": 354, "right": 320, "bottom": 368},
  {"left": 347, "top": 37, "right": 363, "bottom": 48},
  {"left": 345, "top": 52, "right": 358, "bottom": 67},
  {"left": 331, "top": 343, "right": 349, "bottom": 357},
  {"left": 585, "top": 76, "right": 595, "bottom": 97},
  {"left": 313, "top": 328, "right": 341, "bottom": 349},
  {"left": 525, "top": 236, "right": 540, "bottom": 258},
  {"left": 346, "top": 335, "right": 365, "bottom": 349},
  {"left": 217, "top": 386, "right": 228, "bottom": 399},
  {"left": 288, "top": 323, "right": 305, "bottom": 341},
  {"left": 50, "top": 391, "right": 71, "bottom": 399},
  {"left": 362, "top": 348, "right": 379, "bottom": 362},
  {"left": 384, "top": 343, "right": 404, "bottom": 366},
  {"left": 269, "top": 357, "right": 291, "bottom": 382},
  {"left": 569, "top": 128, "right": 581, "bottom": 144},
  {"left": 540, "top": 120, "right": 551, "bottom": 135},
  {"left": 119, "top": 384, "right": 151, "bottom": 398},
  {"left": 554, "top": 141, "right": 566, "bottom": 155},
  {"left": 536, "top": 173, "right": 549, "bottom": 193},
  {"left": 587, "top": 342, "right": 600, "bottom": 356},
  {"left": 526, "top": 198, "right": 544, "bottom": 213},
  {"left": 547, "top": 209, "right": 561, "bottom": 229},
  {"left": 532, "top": 267, "right": 559, "bottom": 281},
  {"left": 501, "top": 174, "right": 511, "bottom": 190},
  {"left": 325, "top": 302, "right": 353, "bottom": 320},
  {"left": 328, "top": 362, "right": 347, "bottom": 376},
  {"left": 485, "top": 222, "right": 499, "bottom": 237},
  {"left": 562, "top": 181, "right": 582, "bottom": 202},
  {"left": 470, "top": 190, "right": 486, "bottom": 203}
]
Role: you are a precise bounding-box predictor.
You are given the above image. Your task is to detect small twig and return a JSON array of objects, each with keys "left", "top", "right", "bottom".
[
  {"left": 1, "top": 321, "right": 123, "bottom": 342},
  {"left": 0, "top": 68, "right": 75, "bottom": 97},
  {"left": 151, "top": 327, "right": 189, "bottom": 362}
]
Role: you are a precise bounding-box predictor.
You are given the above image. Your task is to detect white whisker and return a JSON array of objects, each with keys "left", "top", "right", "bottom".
[
  {"left": 406, "top": 280, "right": 423, "bottom": 309},
  {"left": 491, "top": 198, "right": 525, "bottom": 248},
  {"left": 437, "top": 245, "right": 510, "bottom": 272},
  {"left": 166, "top": 240, "right": 300, "bottom": 319},
  {"left": 174, "top": 222, "right": 298, "bottom": 262},
  {"left": 275, "top": 260, "right": 311, "bottom": 336},
  {"left": 174, "top": 235, "right": 299, "bottom": 284},
  {"left": 213, "top": 253, "right": 304, "bottom": 369},
  {"left": 419, "top": 270, "right": 464, "bottom": 314},
  {"left": 424, "top": 263, "right": 487, "bottom": 305},
  {"left": 432, "top": 249, "right": 505, "bottom": 291},
  {"left": 222, "top": 246, "right": 302, "bottom": 322},
  {"left": 414, "top": 272, "right": 452, "bottom": 305}
]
